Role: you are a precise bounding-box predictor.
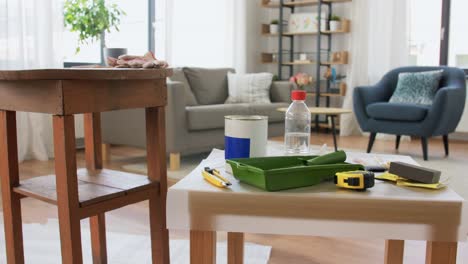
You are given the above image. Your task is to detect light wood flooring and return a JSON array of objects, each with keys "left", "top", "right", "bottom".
[{"left": 4, "top": 133, "right": 468, "bottom": 263}]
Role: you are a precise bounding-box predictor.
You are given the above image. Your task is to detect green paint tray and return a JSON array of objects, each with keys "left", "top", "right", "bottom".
[{"left": 226, "top": 155, "right": 364, "bottom": 191}]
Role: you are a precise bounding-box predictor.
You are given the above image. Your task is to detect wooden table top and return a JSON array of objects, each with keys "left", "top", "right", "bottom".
[
  {"left": 0, "top": 68, "right": 172, "bottom": 81},
  {"left": 167, "top": 145, "right": 467, "bottom": 242},
  {"left": 277, "top": 107, "right": 352, "bottom": 115},
  {"left": 0, "top": 68, "right": 170, "bottom": 115}
]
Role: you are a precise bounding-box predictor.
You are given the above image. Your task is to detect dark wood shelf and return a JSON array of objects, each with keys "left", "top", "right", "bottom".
[{"left": 14, "top": 168, "right": 157, "bottom": 207}]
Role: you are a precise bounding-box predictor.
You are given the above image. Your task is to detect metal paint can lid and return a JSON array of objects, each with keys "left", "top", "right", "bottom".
[{"left": 224, "top": 115, "right": 268, "bottom": 121}]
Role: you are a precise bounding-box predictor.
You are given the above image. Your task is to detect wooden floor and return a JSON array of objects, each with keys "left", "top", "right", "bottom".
[{"left": 4, "top": 133, "right": 468, "bottom": 263}]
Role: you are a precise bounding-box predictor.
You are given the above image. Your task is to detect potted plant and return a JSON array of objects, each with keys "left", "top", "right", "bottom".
[
  {"left": 270, "top": 19, "right": 279, "bottom": 34},
  {"left": 64, "top": 0, "right": 126, "bottom": 64},
  {"left": 329, "top": 15, "right": 341, "bottom": 31}
]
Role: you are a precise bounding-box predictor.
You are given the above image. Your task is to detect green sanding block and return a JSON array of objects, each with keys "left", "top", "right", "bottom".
[
  {"left": 388, "top": 162, "right": 441, "bottom": 184},
  {"left": 306, "top": 150, "right": 347, "bottom": 166}
]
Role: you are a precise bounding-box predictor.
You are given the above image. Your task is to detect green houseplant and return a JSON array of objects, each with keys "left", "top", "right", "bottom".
[
  {"left": 64, "top": 0, "right": 126, "bottom": 62},
  {"left": 270, "top": 19, "right": 279, "bottom": 34},
  {"left": 329, "top": 15, "right": 341, "bottom": 31}
]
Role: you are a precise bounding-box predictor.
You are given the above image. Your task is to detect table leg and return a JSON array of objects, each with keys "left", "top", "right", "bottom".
[
  {"left": 425, "top": 241, "right": 457, "bottom": 264},
  {"left": 385, "top": 240, "right": 404, "bottom": 264},
  {"left": 84, "top": 113, "right": 103, "bottom": 171},
  {"left": 146, "top": 107, "right": 170, "bottom": 264},
  {"left": 84, "top": 113, "right": 108, "bottom": 264},
  {"left": 53, "top": 115, "right": 83, "bottom": 264},
  {"left": 330, "top": 115, "right": 338, "bottom": 151},
  {"left": 228, "top": 232, "right": 244, "bottom": 264},
  {"left": 190, "top": 230, "right": 216, "bottom": 264},
  {"left": 0, "top": 111, "right": 25, "bottom": 264}
]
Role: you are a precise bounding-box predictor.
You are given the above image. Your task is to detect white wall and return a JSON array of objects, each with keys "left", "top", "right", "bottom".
[{"left": 456, "top": 80, "right": 468, "bottom": 132}]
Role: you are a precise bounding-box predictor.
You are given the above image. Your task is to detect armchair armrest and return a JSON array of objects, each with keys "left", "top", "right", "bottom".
[
  {"left": 424, "top": 85, "right": 466, "bottom": 135},
  {"left": 165, "top": 81, "right": 189, "bottom": 153},
  {"left": 270, "top": 81, "right": 294, "bottom": 103},
  {"left": 353, "top": 84, "right": 387, "bottom": 125}
]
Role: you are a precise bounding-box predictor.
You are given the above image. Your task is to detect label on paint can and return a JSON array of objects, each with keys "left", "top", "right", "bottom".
[{"left": 224, "top": 115, "right": 268, "bottom": 160}]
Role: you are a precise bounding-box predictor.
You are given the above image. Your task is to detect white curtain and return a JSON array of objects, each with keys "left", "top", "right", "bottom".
[
  {"left": 341, "top": 0, "right": 409, "bottom": 136},
  {"left": 155, "top": 0, "right": 252, "bottom": 72},
  {"left": 0, "top": 0, "right": 63, "bottom": 161}
]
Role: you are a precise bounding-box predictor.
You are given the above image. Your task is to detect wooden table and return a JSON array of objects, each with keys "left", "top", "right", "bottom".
[
  {"left": 0, "top": 68, "right": 172, "bottom": 264},
  {"left": 167, "top": 148, "right": 467, "bottom": 264},
  {"left": 277, "top": 107, "right": 352, "bottom": 151}
]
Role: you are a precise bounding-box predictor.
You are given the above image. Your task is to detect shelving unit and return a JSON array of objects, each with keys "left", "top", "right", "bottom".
[{"left": 260, "top": 0, "right": 351, "bottom": 130}]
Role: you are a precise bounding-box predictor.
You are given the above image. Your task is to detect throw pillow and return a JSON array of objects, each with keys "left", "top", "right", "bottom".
[
  {"left": 183, "top": 67, "right": 235, "bottom": 105},
  {"left": 389, "top": 70, "right": 443, "bottom": 105},
  {"left": 168, "top": 68, "right": 198, "bottom": 106},
  {"left": 225, "top": 72, "right": 273, "bottom": 104}
]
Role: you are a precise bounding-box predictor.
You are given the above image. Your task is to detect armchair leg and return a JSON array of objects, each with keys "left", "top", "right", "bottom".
[
  {"left": 443, "top": 135, "right": 449, "bottom": 156},
  {"left": 395, "top": 135, "right": 401, "bottom": 150},
  {"left": 367, "top": 132, "right": 376, "bottom": 153},
  {"left": 421, "top": 137, "right": 428, "bottom": 161}
]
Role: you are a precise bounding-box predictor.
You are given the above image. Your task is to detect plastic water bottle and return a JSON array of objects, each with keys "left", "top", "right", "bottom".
[{"left": 284, "top": 90, "right": 311, "bottom": 154}]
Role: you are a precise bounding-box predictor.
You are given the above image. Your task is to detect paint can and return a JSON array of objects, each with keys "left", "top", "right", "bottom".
[{"left": 224, "top": 115, "right": 268, "bottom": 159}]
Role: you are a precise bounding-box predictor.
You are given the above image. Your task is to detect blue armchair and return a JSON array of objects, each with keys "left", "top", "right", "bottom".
[{"left": 353, "top": 66, "right": 466, "bottom": 160}]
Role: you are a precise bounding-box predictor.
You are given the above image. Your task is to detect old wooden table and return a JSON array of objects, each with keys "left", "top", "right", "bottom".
[
  {"left": 0, "top": 68, "right": 172, "bottom": 264},
  {"left": 278, "top": 107, "right": 352, "bottom": 151},
  {"left": 167, "top": 147, "right": 468, "bottom": 264}
]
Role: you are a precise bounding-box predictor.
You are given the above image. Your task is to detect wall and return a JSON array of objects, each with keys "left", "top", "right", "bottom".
[{"left": 455, "top": 80, "right": 468, "bottom": 132}]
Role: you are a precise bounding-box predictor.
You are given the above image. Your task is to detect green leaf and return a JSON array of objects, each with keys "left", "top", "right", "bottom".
[{"left": 63, "top": 0, "right": 126, "bottom": 51}]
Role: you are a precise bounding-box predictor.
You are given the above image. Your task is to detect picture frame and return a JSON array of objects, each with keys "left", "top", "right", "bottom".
[{"left": 288, "top": 12, "right": 326, "bottom": 33}]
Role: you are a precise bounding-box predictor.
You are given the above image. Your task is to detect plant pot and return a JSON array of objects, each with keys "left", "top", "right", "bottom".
[
  {"left": 329, "top": 21, "right": 341, "bottom": 32},
  {"left": 103, "top": 48, "right": 128, "bottom": 65},
  {"left": 270, "top": 24, "right": 279, "bottom": 34}
]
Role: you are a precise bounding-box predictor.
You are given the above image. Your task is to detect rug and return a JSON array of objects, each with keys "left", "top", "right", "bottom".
[{"left": 0, "top": 218, "right": 271, "bottom": 264}]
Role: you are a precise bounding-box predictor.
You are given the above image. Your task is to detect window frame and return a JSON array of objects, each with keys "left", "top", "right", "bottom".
[{"left": 439, "top": 0, "right": 468, "bottom": 75}]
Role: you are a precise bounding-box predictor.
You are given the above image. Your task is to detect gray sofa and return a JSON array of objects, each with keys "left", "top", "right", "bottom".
[{"left": 102, "top": 67, "right": 292, "bottom": 169}]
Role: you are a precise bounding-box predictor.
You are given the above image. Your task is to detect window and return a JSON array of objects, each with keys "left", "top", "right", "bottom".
[
  {"left": 63, "top": 0, "right": 154, "bottom": 65},
  {"left": 408, "top": 0, "right": 442, "bottom": 66},
  {"left": 106, "top": 0, "right": 149, "bottom": 55},
  {"left": 448, "top": 0, "right": 468, "bottom": 70},
  {"left": 161, "top": 0, "right": 234, "bottom": 68},
  {"left": 408, "top": 0, "right": 468, "bottom": 72}
]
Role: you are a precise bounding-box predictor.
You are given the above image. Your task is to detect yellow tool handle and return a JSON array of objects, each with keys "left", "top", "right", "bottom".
[
  {"left": 212, "top": 169, "right": 232, "bottom": 185},
  {"left": 202, "top": 171, "right": 230, "bottom": 188}
]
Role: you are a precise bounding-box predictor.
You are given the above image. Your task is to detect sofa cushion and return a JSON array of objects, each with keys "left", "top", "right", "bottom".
[
  {"left": 183, "top": 67, "right": 235, "bottom": 105},
  {"left": 226, "top": 72, "right": 273, "bottom": 104},
  {"left": 366, "top": 102, "right": 430, "bottom": 122},
  {"left": 168, "top": 68, "right": 198, "bottom": 106},
  {"left": 249, "top": 103, "right": 289, "bottom": 123},
  {"left": 186, "top": 104, "right": 250, "bottom": 131}
]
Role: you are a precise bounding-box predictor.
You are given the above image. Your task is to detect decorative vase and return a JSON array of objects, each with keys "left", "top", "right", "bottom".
[
  {"left": 103, "top": 48, "right": 128, "bottom": 65},
  {"left": 270, "top": 24, "right": 279, "bottom": 34},
  {"left": 329, "top": 21, "right": 341, "bottom": 31}
]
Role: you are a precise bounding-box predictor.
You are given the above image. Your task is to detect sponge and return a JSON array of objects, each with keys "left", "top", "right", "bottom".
[{"left": 388, "top": 162, "right": 441, "bottom": 184}]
